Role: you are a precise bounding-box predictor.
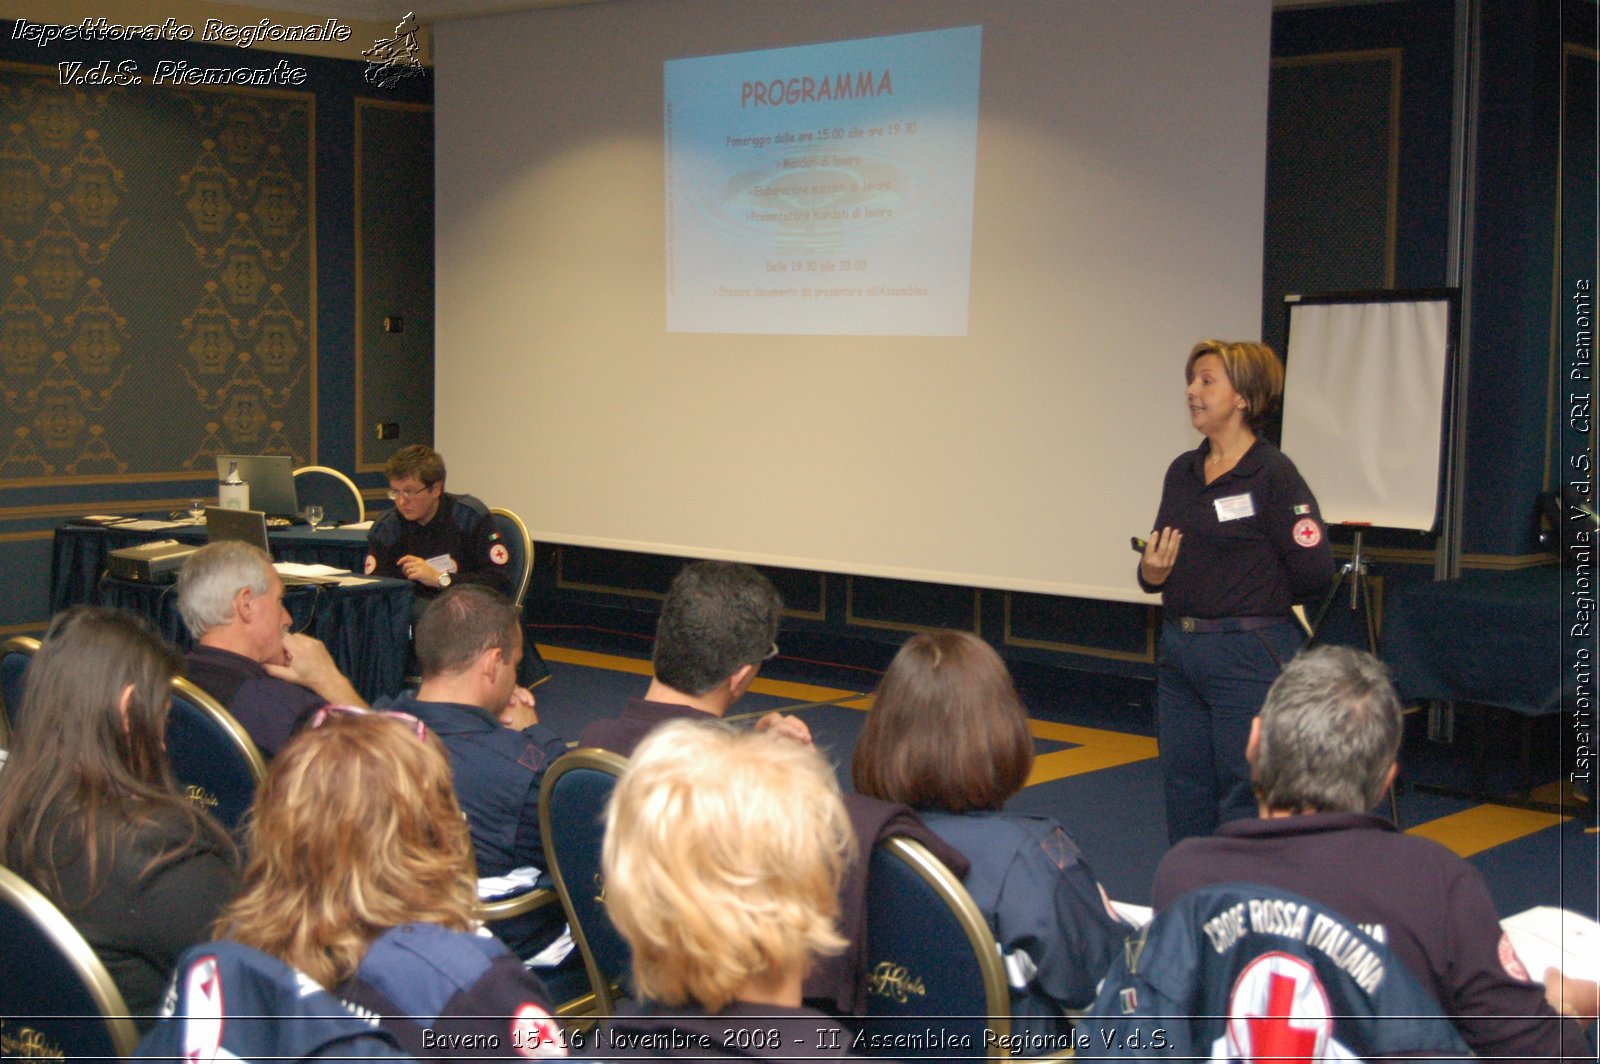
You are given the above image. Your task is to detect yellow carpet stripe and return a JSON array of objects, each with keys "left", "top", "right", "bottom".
[
  {"left": 539, "top": 644, "right": 653, "bottom": 676},
  {"left": 1405, "top": 804, "right": 1569, "bottom": 857},
  {"left": 537, "top": 645, "right": 865, "bottom": 704},
  {"left": 1026, "top": 720, "right": 1159, "bottom": 785}
]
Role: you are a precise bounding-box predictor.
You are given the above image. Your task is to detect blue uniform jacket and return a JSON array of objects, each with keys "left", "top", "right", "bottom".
[
  {"left": 1082, "top": 882, "right": 1472, "bottom": 1060},
  {"left": 919, "top": 810, "right": 1131, "bottom": 1042},
  {"left": 134, "top": 941, "right": 408, "bottom": 1062},
  {"left": 382, "top": 691, "right": 566, "bottom": 878}
]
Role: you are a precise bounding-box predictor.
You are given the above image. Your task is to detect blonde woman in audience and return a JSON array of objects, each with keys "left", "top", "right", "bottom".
[
  {"left": 598, "top": 719, "right": 858, "bottom": 1060},
  {"left": 0, "top": 606, "right": 237, "bottom": 1032},
  {"left": 193, "top": 708, "right": 564, "bottom": 1058},
  {"left": 852, "top": 630, "right": 1131, "bottom": 1043}
]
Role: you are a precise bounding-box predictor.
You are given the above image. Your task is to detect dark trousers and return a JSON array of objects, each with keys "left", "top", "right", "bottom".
[{"left": 1155, "top": 620, "right": 1304, "bottom": 845}]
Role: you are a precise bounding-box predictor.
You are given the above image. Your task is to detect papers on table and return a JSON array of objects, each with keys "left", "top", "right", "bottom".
[
  {"left": 117, "top": 519, "right": 186, "bottom": 531},
  {"left": 341, "top": 520, "right": 375, "bottom": 530},
  {"left": 1501, "top": 906, "right": 1600, "bottom": 982},
  {"left": 273, "top": 562, "right": 352, "bottom": 586}
]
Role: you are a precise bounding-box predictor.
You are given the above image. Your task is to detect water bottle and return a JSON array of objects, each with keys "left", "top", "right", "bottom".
[{"left": 219, "top": 460, "right": 250, "bottom": 511}]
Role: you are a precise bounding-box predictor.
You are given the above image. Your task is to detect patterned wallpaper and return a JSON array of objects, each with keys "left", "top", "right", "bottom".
[{"left": 0, "top": 63, "right": 313, "bottom": 485}]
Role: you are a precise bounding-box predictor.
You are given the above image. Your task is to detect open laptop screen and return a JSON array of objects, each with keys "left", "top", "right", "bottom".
[
  {"left": 205, "top": 506, "right": 270, "bottom": 553},
  {"left": 214, "top": 454, "right": 299, "bottom": 520}
]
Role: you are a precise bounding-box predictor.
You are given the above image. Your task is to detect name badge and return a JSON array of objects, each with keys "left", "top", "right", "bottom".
[
  {"left": 1214, "top": 493, "right": 1255, "bottom": 523},
  {"left": 425, "top": 552, "right": 459, "bottom": 573}
]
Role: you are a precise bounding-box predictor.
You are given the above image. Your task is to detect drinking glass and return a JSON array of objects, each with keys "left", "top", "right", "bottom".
[
  {"left": 304, "top": 505, "right": 325, "bottom": 531},
  {"left": 188, "top": 499, "right": 206, "bottom": 523}
]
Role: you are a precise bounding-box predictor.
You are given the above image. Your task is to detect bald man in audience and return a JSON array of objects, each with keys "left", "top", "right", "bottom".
[{"left": 178, "top": 541, "right": 364, "bottom": 757}]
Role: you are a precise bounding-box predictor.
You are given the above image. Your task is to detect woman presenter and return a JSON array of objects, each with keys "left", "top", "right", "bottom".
[{"left": 1138, "top": 340, "right": 1333, "bottom": 844}]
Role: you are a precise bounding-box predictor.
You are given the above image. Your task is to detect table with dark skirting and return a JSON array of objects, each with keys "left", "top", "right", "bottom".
[{"left": 50, "top": 522, "right": 409, "bottom": 702}]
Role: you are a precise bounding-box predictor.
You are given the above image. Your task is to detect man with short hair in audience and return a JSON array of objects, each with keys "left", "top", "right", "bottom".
[
  {"left": 380, "top": 583, "right": 567, "bottom": 956},
  {"left": 1152, "top": 645, "right": 1596, "bottom": 1059},
  {"left": 178, "top": 541, "right": 365, "bottom": 757},
  {"left": 577, "top": 559, "right": 806, "bottom": 753},
  {"left": 579, "top": 559, "right": 970, "bottom": 1015}
]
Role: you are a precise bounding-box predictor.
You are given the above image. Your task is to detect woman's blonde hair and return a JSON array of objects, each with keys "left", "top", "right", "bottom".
[
  {"left": 602, "top": 721, "right": 854, "bottom": 1011},
  {"left": 1186, "top": 340, "right": 1284, "bottom": 429},
  {"left": 215, "top": 712, "right": 478, "bottom": 988}
]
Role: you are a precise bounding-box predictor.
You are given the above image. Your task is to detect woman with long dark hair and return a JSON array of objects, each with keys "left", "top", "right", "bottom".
[{"left": 0, "top": 606, "right": 237, "bottom": 1030}]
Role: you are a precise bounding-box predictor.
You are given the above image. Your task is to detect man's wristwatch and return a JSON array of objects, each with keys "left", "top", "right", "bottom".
[{"left": 438, "top": 572, "right": 452, "bottom": 588}]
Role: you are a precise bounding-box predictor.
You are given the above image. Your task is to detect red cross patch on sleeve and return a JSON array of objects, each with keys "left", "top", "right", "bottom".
[{"left": 1292, "top": 518, "right": 1322, "bottom": 548}]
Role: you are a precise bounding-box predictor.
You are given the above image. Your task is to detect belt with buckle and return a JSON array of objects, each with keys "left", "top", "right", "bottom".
[{"left": 1175, "top": 615, "right": 1285, "bottom": 634}]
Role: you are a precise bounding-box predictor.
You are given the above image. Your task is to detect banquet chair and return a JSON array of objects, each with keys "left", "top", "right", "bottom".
[
  {"left": 0, "top": 864, "right": 139, "bottom": 1059},
  {"left": 167, "top": 676, "right": 267, "bottom": 833},
  {"left": 853, "top": 835, "right": 1011, "bottom": 1059},
  {"left": 1, "top": 635, "right": 40, "bottom": 734},
  {"left": 488, "top": 507, "right": 534, "bottom": 609},
  {"left": 292, "top": 464, "right": 365, "bottom": 525},
  {"left": 540, "top": 747, "right": 631, "bottom": 1017}
]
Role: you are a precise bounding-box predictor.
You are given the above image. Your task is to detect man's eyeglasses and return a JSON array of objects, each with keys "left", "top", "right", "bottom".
[
  {"left": 387, "top": 484, "right": 437, "bottom": 502},
  {"left": 309, "top": 703, "right": 428, "bottom": 741},
  {"left": 763, "top": 642, "right": 780, "bottom": 662}
]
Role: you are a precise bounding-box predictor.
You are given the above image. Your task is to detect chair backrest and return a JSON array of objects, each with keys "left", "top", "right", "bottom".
[
  {"left": 0, "top": 864, "right": 139, "bottom": 1060},
  {"left": 291, "top": 464, "right": 365, "bottom": 524},
  {"left": 540, "top": 747, "right": 629, "bottom": 1016},
  {"left": 167, "top": 676, "right": 267, "bottom": 833},
  {"left": 0, "top": 635, "right": 40, "bottom": 737},
  {"left": 854, "top": 835, "right": 1010, "bottom": 1058},
  {"left": 489, "top": 507, "right": 534, "bottom": 608},
  {"left": 1081, "top": 882, "right": 1472, "bottom": 1061}
]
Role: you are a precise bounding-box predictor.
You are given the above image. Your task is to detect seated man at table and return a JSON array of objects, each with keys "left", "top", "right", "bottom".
[
  {"left": 1152, "top": 645, "right": 1597, "bottom": 1059},
  {"left": 379, "top": 584, "right": 566, "bottom": 955},
  {"left": 178, "top": 541, "right": 366, "bottom": 757},
  {"left": 364, "top": 444, "right": 511, "bottom": 604},
  {"left": 365, "top": 444, "right": 547, "bottom": 685}
]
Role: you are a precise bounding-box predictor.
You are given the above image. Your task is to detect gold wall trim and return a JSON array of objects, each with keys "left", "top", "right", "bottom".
[
  {"left": 0, "top": 530, "right": 53, "bottom": 544},
  {"left": 0, "top": 621, "right": 47, "bottom": 637},
  {"left": 1001, "top": 595, "right": 1157, "bottom": 664},
  {"left": 1271, "top": 48, "right": 1402, "bottom": 286},
  {"left": 353, "top": 98, "right": 434, "bottom": 475},
  {"left": 842, "top": 579, "right": 980, "bottom": 638},
  {"left": 0, "top": 499, "right": 199, "bottom": 521}
]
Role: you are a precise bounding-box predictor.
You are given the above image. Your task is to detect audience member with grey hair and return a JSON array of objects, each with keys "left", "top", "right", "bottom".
[
  {"left": 1153, "top": 645, "right": 1596, "bottom": 1058},
  {"left": 179, "top": 541, "right": 364, "bottom": 757}
]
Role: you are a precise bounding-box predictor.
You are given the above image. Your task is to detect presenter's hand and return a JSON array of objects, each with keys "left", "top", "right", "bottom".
[
  {"left": 1140, "top": 527, "right": 1182, "bottom": 587},
  {"left": 397, "top": 554, "right": 444, "bottom": 588}
]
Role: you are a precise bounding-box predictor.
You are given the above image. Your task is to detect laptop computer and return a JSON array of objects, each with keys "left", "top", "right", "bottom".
[
  {"left": 205, "top": 507, "right": 328, "bottom": 585},
  {"left": 205, "top": 506, "right": 271, "bottom": 552},
  {"left": 215, "top": 454, "right": 301, "bottom": 522}
]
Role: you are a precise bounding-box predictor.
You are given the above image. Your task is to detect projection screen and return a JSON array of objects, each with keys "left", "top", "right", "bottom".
[{"left": 434, "top": 0, "right": 1272, "bottom": 601}]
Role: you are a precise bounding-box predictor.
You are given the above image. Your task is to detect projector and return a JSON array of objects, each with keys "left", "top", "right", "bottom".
[{"left": 107, "top": 540, "right": 197, "bottom": 584}]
